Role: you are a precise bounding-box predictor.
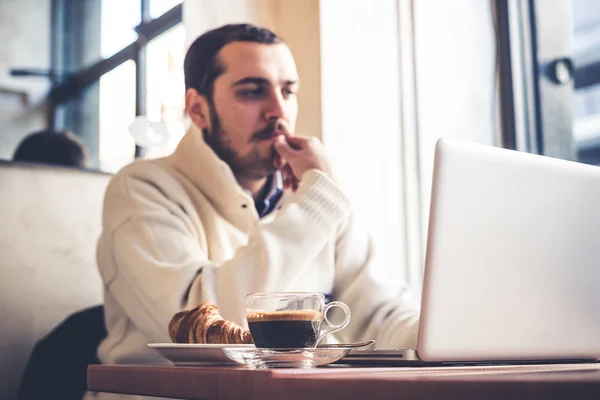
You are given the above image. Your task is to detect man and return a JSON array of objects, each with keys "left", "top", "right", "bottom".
[{"left": 94, "top": 23, "right": 419, "bottom": 378}]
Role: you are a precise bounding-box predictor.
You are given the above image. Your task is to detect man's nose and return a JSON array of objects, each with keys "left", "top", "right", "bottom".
[{"left": 263, "top": 91, "right": 286, "bottom": 121}]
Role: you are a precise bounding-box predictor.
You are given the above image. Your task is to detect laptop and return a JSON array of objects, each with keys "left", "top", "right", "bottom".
[{"left": 342, "top": 138, "right": 600, "bottom": 366}]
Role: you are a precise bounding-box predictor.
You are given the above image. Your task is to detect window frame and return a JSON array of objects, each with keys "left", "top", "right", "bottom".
[
  {"left": 48, "top": 0, "right": 183, "bottom": 161},
  {"left": 494, "top": 0, "right": 577, "bottom": 161}
]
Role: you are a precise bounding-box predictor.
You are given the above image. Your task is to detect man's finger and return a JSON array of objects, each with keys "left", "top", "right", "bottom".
[
  {"left": 274, "top": 135, "right": 295, "bottom": 156},
  {"left": 282, "top": 163, "right": 297, "bottom": 180},
  {"left": 281, "top": 164, "right": 298, "bottom": 190},
  {"left": 283, "top": 135, "right": 308, "bottom": 150},
  {"left": 273, "top": 153, "right": 282, "bottom": 169}
]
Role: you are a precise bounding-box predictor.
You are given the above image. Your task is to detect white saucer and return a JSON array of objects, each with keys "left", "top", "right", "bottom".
[{"left": 148, "top": 343, "right": 255, "bottom": 366}]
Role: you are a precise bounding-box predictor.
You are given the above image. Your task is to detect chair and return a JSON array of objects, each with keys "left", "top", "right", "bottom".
[
  {"left": 0, "top": 161, "right": 110, "bottom": 400},
  {"left": 16, "top": 305, "right": 107, "bottom": 400}
]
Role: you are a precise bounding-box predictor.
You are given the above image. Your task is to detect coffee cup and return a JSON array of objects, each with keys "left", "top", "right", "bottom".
[{"left": 246, "top": 292, "right": 351, "bottom": 349}]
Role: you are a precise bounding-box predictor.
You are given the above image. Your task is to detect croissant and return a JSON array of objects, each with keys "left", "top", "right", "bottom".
[{"left": 168, "top": 302, "right": 254, "bottom": 344}]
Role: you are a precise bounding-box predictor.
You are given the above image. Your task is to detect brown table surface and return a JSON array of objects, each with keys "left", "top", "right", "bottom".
[{"left": 88, "top": 363, "right": 600, "bottom": 400}]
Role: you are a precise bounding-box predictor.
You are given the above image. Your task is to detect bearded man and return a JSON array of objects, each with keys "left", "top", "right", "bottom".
[{"left": 93, "top": 24, "right": 420, "bottom": 384}]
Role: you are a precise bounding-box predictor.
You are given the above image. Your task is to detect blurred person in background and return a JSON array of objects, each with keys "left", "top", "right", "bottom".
[{"left": 13, "top": 130, "right": 89, "bottom": 168}]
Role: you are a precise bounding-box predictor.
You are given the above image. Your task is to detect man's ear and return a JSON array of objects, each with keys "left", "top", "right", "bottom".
[{"left": 185, "top": 88, "right": 211, "bottom": 130}]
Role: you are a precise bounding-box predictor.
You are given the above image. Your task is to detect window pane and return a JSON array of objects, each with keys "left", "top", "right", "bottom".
[
  {"left": 99, "top": 60, "right": 136, "bottom": 172},
  {"left": 101, "top": 0, "right": 141, "bottom": 58},
  {"left": 572, "top": 0, "right": 600, "bottom": 66},
  {"left": 150, "top": 0, "right": 182, "bottom": 19},
  {"left": 572, "top": 0, "right": 600, "bottom": 164},
  {"left": 573, "top": 84, "right": 600, "bottom": 139},
  {"left": 144, "top": 23, "right": 186, "bottom": 159}
]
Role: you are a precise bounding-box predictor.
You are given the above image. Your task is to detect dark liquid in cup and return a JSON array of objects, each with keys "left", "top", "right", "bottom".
[{"left": 247, "top": 310, "right": 321, "bottom": 348}]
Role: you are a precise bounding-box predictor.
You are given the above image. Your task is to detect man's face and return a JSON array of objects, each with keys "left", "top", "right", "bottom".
[{"left": 199, "top": 42, "right": 299, "bottom": 180}]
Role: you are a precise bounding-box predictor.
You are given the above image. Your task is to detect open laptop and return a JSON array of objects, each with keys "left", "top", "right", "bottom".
[{"left": 341, "top": 138, "right": 600, "bottom": 366}]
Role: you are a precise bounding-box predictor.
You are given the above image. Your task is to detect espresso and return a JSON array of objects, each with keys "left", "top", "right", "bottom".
[{"left": 247, "top": 310, "right": 322, "bottom": 348}]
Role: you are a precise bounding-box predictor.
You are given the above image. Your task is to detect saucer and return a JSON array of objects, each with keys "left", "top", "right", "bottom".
[
  {"left": 148, "top": 343, "right": 254, "bottom": 366},
  {"left": 221, "top": 347, "right": 352, "bottom": 368}
]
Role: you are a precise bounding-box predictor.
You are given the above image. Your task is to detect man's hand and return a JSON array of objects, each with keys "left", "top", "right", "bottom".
[{"left": 274, "top": 134, "right": 333, "bottom": 191}]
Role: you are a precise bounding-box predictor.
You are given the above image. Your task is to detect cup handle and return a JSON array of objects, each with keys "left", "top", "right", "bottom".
[{"left": 316, "top": 301, "right": 351, "bottom": 345}]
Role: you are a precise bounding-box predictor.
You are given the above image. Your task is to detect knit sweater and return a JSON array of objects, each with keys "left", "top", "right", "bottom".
[{"left": 94, "top": 124, "right": 420, "bottom": 373}]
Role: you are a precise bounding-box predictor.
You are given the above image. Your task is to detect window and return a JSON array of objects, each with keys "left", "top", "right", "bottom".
[
  {"left": 572, "top": 0, "right": 600, "bottom": 164},
  {"left": 101, "top": 0, "right": 141, "bottom": 58},
  {"left": 150, "top": 0, "right": 182, "bottom": 19},
  {"left": 145, "top": 23, "right": 186, "bottom": 160},
  {"left": 99, "top": 61, "right": 136, "bottom": 172},
  {"left": 49, "top": 1, "right": 183, "bottom": 172}
]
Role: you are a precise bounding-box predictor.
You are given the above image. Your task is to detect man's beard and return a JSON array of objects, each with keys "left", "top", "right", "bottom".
[{"left": 202, "top": 106, "right": 279, "bottom": 180}]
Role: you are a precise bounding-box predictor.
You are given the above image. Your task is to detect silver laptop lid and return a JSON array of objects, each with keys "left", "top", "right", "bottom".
[{"left": 417, "top": 139, "right": 600, "bottom": 363}]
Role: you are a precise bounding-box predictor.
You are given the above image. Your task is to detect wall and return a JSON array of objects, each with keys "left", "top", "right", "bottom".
[
  {"left": 320, "top": 0, "right": 498, "bottom": 282},
  {"left": 0, "top": 0, "right": 51, "bottom": 160},
  {"left": 413, "top": 0, "right": 498, "bottom": 247},
  {"left": 319, "top": 0, "right": 407, "bottom": 281}
]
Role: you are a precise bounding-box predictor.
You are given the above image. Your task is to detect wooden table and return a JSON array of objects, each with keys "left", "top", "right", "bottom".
[{"left": 88, "top": 363, "right": 600, "bottom": 399}]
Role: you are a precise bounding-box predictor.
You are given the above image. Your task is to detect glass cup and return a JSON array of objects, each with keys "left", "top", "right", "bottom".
[{"left": 246, "top": 292, "right": 351, "bottom": 349}]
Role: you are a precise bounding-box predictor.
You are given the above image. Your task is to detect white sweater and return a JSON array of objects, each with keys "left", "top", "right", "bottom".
[{"left": 94, "top": 124, "right": 420, "bottom": 373}]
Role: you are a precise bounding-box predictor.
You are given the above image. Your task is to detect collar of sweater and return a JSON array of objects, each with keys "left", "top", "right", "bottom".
[{"left": 168, "top": 124, "right": 266, "bottom": 227}]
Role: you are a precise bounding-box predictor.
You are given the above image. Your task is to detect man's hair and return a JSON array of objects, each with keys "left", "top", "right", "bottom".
[
  {"left": 184, "top": 24, "right": 282, "bottom": 101},
  {"left": 13, "top": 130, "right": 89, "bottom": 168}
]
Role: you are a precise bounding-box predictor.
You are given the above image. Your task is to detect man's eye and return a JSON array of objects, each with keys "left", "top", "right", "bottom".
[
  {"left": 283, "top": 88, "right": 297, "bottom": 97},
  {"left": 238, "top": 88, "right": 264, "bottom": 98}
]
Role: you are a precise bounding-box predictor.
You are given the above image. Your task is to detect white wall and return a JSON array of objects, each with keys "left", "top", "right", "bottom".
[
  {"left": 321, "top": 0, "right": 498, "bottom": 283},
  {"left": 413, "top": 0, "right": 498, "bottom": 248},
  {"left": 0, "top": 0, "right": 51, "bottom": 160},
  {"left": 320, "top": 0, "right": 407, "bottom": 282}
]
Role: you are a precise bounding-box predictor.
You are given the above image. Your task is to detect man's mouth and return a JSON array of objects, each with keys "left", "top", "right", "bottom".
[
  {"left": 253, "top": 121, "right": 288, "bottom": 142},
  {"left": 263, "top": 131, "right": 281, "bottom": 141}
]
